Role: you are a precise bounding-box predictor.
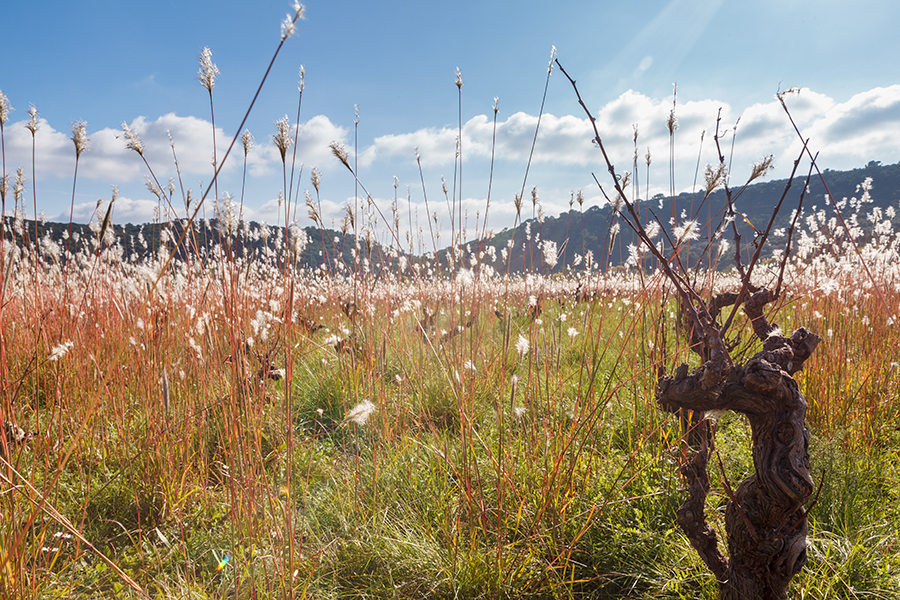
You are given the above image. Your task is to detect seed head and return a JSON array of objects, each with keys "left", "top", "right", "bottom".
[
  {"left": 198, "top": 47, "right": 219, "bottom": 93},
  {"left": 122, "top": 122, "right": 144, "bottom": 156},
  {"left": 329, "top": 141, "right": 351, "bottom": 171},
  {"left": 666, "top": 109, "right": 678, "bottom": 135},
  {"left": 704, "top": 163, "right": 727, "bottom": 196},
  {"left": 48, "top": 341, "right": 74, "bottom": 362},
  {"left": 673, "top": 220, "right": 701, "bottom": 246},
  {"left": 515, "top": 334, "right": 530, "bottom": 358},
  {"left": 281, "top": 1, "right": 306, "bottom": 40},
  {"left": 241, "top": 129, "right": 254, "bottom": 157},
  {"left": 311, "top": 167, "right": 321, "bottom": 193},
  {"left": 25, "top": 104, "right": 39, "bottom": 135},
  {"left": 455, "top": 67, "right": 463, "bottom": 89},
  {"left": 71, "top": 120, "right": 89, "bottom": 159},
  {"left": 749, "top": 155, "right": 774, "bottom": 183},
  {"left": 343, "top": 399, "right": 376, "bottom": 426},
  {"left": 273, "top": 116, "right": 292, "bottom": 163},
  {"left": 0, "top": 90, "right": 11, "bottom": 127},
  {"left": 14, "top": 167, "right": 25, "bottom": 202},
  {"left": 306, "top": 190, "right": 319, "bottom": 222},
  {"left": 299, "top": 65, "right": 306, "bottom": 93}
]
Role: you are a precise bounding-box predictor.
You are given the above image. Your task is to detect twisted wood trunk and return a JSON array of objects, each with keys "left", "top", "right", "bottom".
[{"left": 658, "top": 289, "right": 821, "bottom": 599}]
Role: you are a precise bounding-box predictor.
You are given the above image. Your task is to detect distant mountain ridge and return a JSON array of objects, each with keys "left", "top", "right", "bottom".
[
  {"left": 5, "top": 161, "right": 899, "bottom": 275},
  {"left": 481, "top": 160, "right": 900, "bottom": 273}
]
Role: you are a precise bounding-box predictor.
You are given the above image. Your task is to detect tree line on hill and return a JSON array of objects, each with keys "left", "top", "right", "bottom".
[{"left": 4, "top": 161, "right": 898, "bottom": 276}]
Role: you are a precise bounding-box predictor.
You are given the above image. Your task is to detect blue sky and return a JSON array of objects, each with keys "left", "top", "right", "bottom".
[{"left": 2, "top": 0, "right": 899, "bottom": 247}]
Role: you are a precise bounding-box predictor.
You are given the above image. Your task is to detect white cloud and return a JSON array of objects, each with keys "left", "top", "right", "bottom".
[
  {"left": 7, "top": 85, "right": 900, "bottom": 231},
  {"left": 355, "top": 85, "right": 900, "bottom": 202},
  {"left": 786, "top": 85, "right": 900, "bottom": 167},
  {"left": 2, "top": 113, "right": 234, "bottom": 185},
  {"left": 61, "top": 195, "right": 160, "bottom": 225}
]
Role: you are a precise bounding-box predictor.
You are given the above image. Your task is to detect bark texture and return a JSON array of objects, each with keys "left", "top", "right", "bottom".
[{"left": 658, "top": 288, "right": 821, "bottom": 600}]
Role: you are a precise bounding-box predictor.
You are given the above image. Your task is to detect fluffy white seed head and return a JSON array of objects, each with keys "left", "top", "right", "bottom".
[
  {"left": 281, "top": 2, "right": 306, "bottom": 40},
  {"left": 198, "top": 47, "right": 219, "bottom": 93},
  {"left": 273, "top": 116, "right": 292, "bottom": 163},
  {"left": 122, "top": 122, "right": 144, "bottom": 156},
  {"left": 25, "top": 104, "right": 39, "bottom": 135},
  {"left": 71, "top": 120, "right": 89, "bottom": 159},
  {"left": 0, "top": 90, "right": 11, "bottom": 127},
  {"left": 241, "top": 129, "right": 254, "bottom": 157}
]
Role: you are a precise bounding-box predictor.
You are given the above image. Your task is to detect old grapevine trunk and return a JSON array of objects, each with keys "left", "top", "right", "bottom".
[{"left": 658, "top": 289, "right": 821, "bottom": 600}]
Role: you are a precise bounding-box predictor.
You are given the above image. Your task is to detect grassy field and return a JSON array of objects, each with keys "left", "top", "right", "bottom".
[
  {"left": 1, "top": 206, "right": 898, "bottom": 599},
  {"left": 2, "top": 8, "right": 900, "bottom": 598}
]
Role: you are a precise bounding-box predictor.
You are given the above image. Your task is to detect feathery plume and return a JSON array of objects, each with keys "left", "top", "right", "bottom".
[
  {"left": 343, "top": 399, "right": 375, "bottom": 426},
  {"left": 704, "top": 163, "right": 727, "bottom": 196},
  {"left": 198, "top": 47, "right": 219, "bottom": 93},
  {"left": 25, "top": 104, "right": 39, "bottom": 135},
  {"left": 0, "top": 90, "right": 11, "bottom": 126},
  {"left": 241, "top": 129, "right": 254, "bottom": 157},
  {"left": 330, "top": 141, "right": 351, "bottom": 171},
  {"left": 48, "top": 341, "right": 74, "bottom": 362},
  {"left": 273, "top": 116, "right": 292, "bottom": 163},
  {"left": 515, "top": 334, "right": 530, "bottom": 358},
  {"left": 281, "top": 1, "right": 306, "bottom": 40},
  {"left": 121, "top": 122, "right": 144, "bottom": 156},
  {"left": 673, "top": 220, "right": 701, "bottom": 246},
  {"left": 749, "top": 155, "right": 774, "bottom": 183},
  {"left": 71, "top": 120, "right": 89, "bottom": 159}
]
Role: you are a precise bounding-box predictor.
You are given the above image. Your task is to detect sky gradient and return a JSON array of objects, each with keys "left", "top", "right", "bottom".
[{"left": 2, "top": 0, "right": 899, "bottom": 246}]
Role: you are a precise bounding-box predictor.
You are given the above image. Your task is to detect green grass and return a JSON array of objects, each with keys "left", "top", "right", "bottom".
[{"left": 1, "top": 278, "right": 898, "bottom": 599}]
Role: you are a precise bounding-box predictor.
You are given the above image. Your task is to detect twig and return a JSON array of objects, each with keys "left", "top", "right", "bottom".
[{"left": 715, "top": 450, "right": 757, "bottom": 540}]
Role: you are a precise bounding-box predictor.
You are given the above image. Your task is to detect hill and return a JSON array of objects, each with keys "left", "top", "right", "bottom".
[
  {"left": 479, "top": 160, "right": 900, "bottom": 274},
  {"left": 4, "top": 161, "right": 899, "bottom": 276}
]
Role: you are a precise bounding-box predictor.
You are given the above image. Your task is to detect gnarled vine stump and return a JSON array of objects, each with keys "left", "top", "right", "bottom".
[{"left": 658, "top": 288, "right": 820, "bottom": 600}]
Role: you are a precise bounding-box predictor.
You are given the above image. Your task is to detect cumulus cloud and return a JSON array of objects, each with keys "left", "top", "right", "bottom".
[
  {"left": 356, "top": 85, "right": 900, "bottom": 201},
  {"left": 7, "top": 85, "right": 900, "bottom": 232},
  {"left": 62, "top": 195, "right": 160, "bottom": 225},
  {"left": 786, "top": 85, "right": 900, "bottom": 166},
  {"left": 2, "top": 113, "right": 234, "bottom": 184}
]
